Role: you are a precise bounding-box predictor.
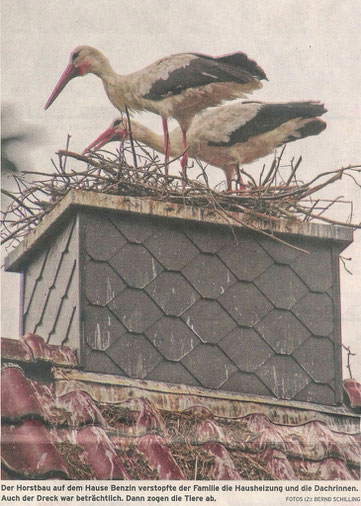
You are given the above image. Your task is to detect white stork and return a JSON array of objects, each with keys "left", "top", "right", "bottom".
[
  {"left": 44, "top": 45, "right": 267, "bottom": 175},
  {"left": 84, "top": 101, "right": 327, "bottom": 191}
]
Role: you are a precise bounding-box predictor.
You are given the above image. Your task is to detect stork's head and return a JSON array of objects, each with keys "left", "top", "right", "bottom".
[
  {"left": 45, "top": 46, "right": 110, "bottom": 110},
  {"left": 83, "top": 118, "right": 129, "bottom": 153}
]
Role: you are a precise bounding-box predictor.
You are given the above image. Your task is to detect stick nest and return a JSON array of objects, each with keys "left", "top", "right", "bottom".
[{"left": 1, "top": 139, "right": 360, "bottom": 250}]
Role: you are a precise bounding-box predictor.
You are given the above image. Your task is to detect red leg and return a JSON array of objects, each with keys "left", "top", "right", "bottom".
[
  {"left": 226, "top": 164, "right": 246, "bottom": 193},
  {"left": 226, "top": 171, "right": 233, "bottom": 192},
  {"left": 162, "top": 117, "right": 170, "bottom": 177},
  {"left": 181, "top": 127, "right": 188, "bottom": 188},
  {"left": 235, "top": 164, "right": 246, "bottom": 191}
]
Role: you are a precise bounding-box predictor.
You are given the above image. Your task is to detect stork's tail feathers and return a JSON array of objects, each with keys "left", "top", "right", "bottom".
[{"left": 282, "top": 118, "right": 327, "bottom": 145}]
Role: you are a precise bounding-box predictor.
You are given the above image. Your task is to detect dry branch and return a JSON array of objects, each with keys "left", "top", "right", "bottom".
[
  {"left": 342, "top": 344, "right": 357, "bottom": 379},
  {"left": 1, "top": 140, "right": 360, "bottom": 251}
]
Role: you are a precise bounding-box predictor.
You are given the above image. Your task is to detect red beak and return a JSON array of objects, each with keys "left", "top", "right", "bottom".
[
  {"left": 45, "top": 62, "right": 80, "bottom": 110},
  {"left": 83, "top": 126, "right": 122, "bottom": 153}
]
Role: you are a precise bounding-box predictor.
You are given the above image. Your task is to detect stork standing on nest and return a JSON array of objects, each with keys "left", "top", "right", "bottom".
[
  {"left": 84, "top": 101, "right": 327, "bottom": 191},
  {"left": 44, "top": 46, "right": 267, "bottom": 177}
]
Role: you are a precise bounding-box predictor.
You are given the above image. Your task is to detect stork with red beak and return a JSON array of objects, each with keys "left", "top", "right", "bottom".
[
  {"left": 84, "top": 101, "right": 327, "bottom": 191},
  {"left": 45, "top": 45, "right": 267, "bottom": 176}
]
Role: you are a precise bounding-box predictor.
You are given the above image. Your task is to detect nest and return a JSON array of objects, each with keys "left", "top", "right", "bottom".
[{"left": 1, "top": 138, "right": 360, "bottom": 250}]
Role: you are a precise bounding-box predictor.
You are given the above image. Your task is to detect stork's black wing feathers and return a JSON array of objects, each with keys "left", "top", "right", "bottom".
[
  {"left": 209, "top": 102, "right": 327, "bottom": 147},
  {"left": 142, "top": 52, "right": 266, "bottom": 101},
  {"left": 212, "top": 52, "right": 267, "bottom": 81}
]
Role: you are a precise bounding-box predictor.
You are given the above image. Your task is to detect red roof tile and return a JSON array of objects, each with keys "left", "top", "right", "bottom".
[
  {"left": 2, "top": 419, "right": 68, "bottom": 479},
  {"left": 136, "top": 398, "right": 165, "bottom": 432},
  {"left": 137, "top": 434, "right": 184, "bottom": 479},
  {"left": 76, "top": 426, "right": 129, "bottom": 479},
  {"left": 1, "top": 337, "right": 33, "bottom": 362},
  {"left": 1, "top": 334, "right": 360, "bottom": 481},
  {"left": 57, "top": 390, "right": 106, "bottom": 427},
  {"left": 21, "top": 333, "right": 78, "bottom": 366},
  {"left": 294, "top": 457, "right": 356, "bottom": 480},
  {"left": 343, "top": 379, "right": 361, "bottom": 409},
  {"left": 202, "top": 442, "right": 241, "bottom": 480},
  {"left": 1, "top": 364, "right": 43, "bottom": 420},
  {"left": 261, "top": 448, "right": 297, "bottom": 480}
]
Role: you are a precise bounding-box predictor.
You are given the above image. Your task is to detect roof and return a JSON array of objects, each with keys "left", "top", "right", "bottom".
[
  {"left": 2, "top": 334, "right": 360, "bottom": 480},
  {"left": 5, "top": 190, "right": 353, "bottom": 272}
]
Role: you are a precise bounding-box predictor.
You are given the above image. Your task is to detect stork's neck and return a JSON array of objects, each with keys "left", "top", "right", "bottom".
[
  {"left": 90, "top": 57, "right": 128, "bottom": 110},
  {"left": 91, "top": 54, "right": 118, "bottom": 80},
  {"left": 131, "top": 123, "right": 164, "bottom": 152},
  {"left": 131, "top": 123, "right": 183, "bottom": 157}
]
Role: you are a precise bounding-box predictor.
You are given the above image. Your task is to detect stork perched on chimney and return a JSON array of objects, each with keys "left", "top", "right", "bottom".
[
  {"left": 84, "top": 101, "right": 327, "bottom": 191},
  {"left": 44, "top": 46, "right": 267, "bottom": 176}
]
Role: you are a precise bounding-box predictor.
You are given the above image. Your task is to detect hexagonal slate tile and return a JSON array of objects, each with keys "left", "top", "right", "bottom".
[
  {"left": 146, "top": 361, "right": 201, "bottom": 386},
  {"left": 221, "top": 371, "right": 272, "bottom": 397},
  {"left": 109, "top": 213, "right": 158, "bottom": 244},
  {"left": 85, "top": 348, "right": 125, "bottom": 375},
  {"left": 256, "top": 356, "right": 311, "bottom": 400},
  {"left": 293, "top": 383, "right": 336, "bottom": 405},
  {"left": 110, "top": 244, "right": 163, "bottom": 289},
  {"left": 327, "top": 286, "right": 334, "bottom": 299},
  {"left": 218, "top": 282, "right": 272, "bottom": 327},
  {"left": 255, "top": 309, "right": 310, "bottom": 355},
  {"left": 292, "top": 293, "right": 334, "bottom": 336},
  {"left": 182, "top": 254, "right": 236, "bottom": 299},
  {"left": 109, "top": 288, "right": 162, "bottom": 333},
  {"left": 258, "top": 235, "right": 303, "bottom": 265},
  {"left": 145, "top": 316, "right": 199, "bottom": 361},
  {"left": 327, "top": 331, "right": 336, "bottom": 342},
  {"left": 24, "top": 250, "right": 48, "bottom": 314},
  {"left": 218, "top": 237, "right": 273, "bottom": 281},
  {"left": 85, "top": 214, "right": 127, "bottom": 261},
  {"left": 84, "top": 305, "right": 126, "bottom": 351},
  {"left": 220, "top": 327, "right": 274, "bottom": 372},
  {"left": 182, "top": 344, "right": 237, "bottom": 389},
  {"left": 182, "top": 300, "right": 237, "bottom": 343},
  {"left": 291, "top": 246, "right": 333, "bottom": 292},
  {"left": 255, "top": 265, "right": 308, "bottom": 310},
  {"left": 107, "top": 333, "right": 162, "bottom": 378},
  {"left": 185, "top": 223, "right": 232, "bottom": 253},
  {"left": 84, "top": 261, "right": 126, "bottom": 305},
  {"left": 145, "top": 226, "right": 199, "bottom": 270},
  {"left": 45, "top": 219, "right": 75, "bottom": 275},
  {"left": 293, "top": 337, "right": 335, "bottom": 383},
  {"left": 145, "top": 272, "right": 199, "bottom": 316}
]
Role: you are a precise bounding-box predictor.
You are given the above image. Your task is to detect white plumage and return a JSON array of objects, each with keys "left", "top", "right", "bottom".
[
  {"left": 84, "top": 100, "right": 327, "bottom": 191},
  {"left": 45, "top": 45, "right": 267, "bottom": 175}
]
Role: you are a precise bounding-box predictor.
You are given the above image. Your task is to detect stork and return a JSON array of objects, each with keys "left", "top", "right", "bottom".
[
  {"left": 84, "top": 101, "right": 327, "bottom": 191},
  {"left": 44, "top": 45, "right": 267, "bottom": 176}
]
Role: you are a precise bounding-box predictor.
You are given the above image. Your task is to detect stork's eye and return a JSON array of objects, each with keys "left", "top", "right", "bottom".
[
  {"left": 72, "top": 51, "right": 80, "bottom": 61},
  {"left": 113, "top": 120, "right": 121, "bottom": 126}
]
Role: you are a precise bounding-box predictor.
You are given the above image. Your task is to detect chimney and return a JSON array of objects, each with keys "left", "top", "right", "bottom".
[{"left": 5, "top": 190, "right": 353, "bottom": 406}]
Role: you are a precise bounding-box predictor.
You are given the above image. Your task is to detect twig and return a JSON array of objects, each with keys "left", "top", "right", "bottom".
[
  {"left": 286, "top": 156, "right": 303, "bottom": 186},
  {"left": 342, "top": 344, "right": 356, "bottom": 379},
  {"left": 125, "top": 106, "right": 138, "bottom": 169},
  {"left": 294, "top": 203, "right": 361, "bottom": 228},
  {"left": 62, "top": 134, "right": 71, "bottom": 173},
  {"left": 1, "top": 188, "right": 35, "bottom": 216},
  {"left": 340, "top": 255, "right": 353, "bottom": 275}
]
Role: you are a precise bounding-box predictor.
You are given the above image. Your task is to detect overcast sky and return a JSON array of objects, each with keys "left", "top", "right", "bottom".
[{"left": 1, "top": 0, "right": 360, "bottom": 379}]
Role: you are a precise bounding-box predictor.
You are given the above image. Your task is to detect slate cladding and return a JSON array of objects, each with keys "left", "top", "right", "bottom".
[{"left": 21, "top": 208, "right": 344, "bottom": 405}]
